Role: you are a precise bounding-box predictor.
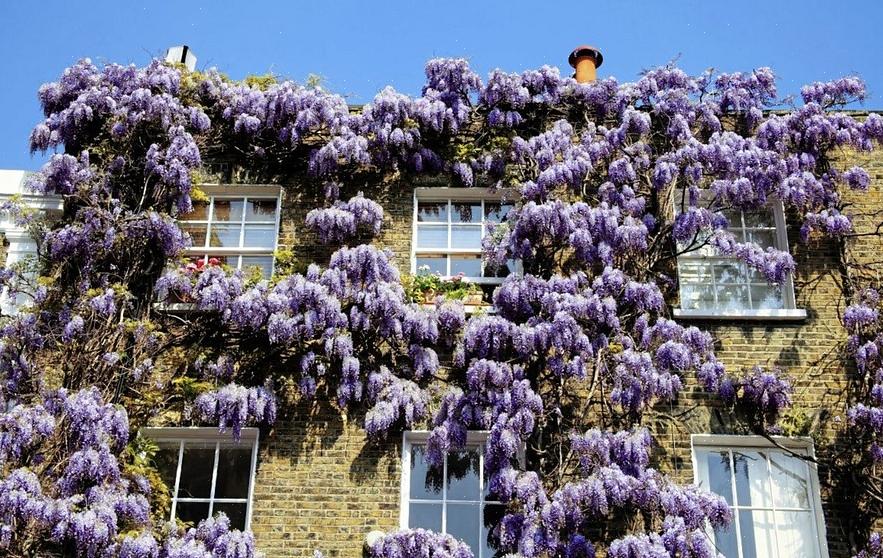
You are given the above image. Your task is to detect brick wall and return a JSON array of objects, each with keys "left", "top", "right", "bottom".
[{"left": 239, "top": 151, "right": 883, "bottom": 557}]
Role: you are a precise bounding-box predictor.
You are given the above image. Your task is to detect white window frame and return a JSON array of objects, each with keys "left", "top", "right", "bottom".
[
  {"left": 401, "top": 430, "right": 508, "bottom": 558},
  {"left": 0, "top": 170, "right": 63, "bottom": 315},
  {"left": 673, "top": 197, "right": 806, "bottom": 321},
  {"left": 691, "top": 434, "right": 829, "bottom": 558},
  {"left": 411, "top": 188, "right": 516, "bottom": 285},
  {"left": 141, "top": 427, "right": 260, "bottom": 530},
  {"left": 180, "top": 184, "right": 282, "bottom": 278}
]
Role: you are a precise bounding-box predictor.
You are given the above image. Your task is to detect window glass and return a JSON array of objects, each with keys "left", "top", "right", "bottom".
[
  {"left": 409, "top": 445, "right": 443, "bottom": 500},
  {"left": 213, "top": 200, "right": 244, "bottom": 222},
  {"left": 694, "top": 443, "right": 824, "bottom": 558},
  {"left": 450, "top": 256, "right": 482, "bottom": 277},
  {"left": 451, "top": 226, "right": 482, "bottom": 249},
  {"left": 243, "top": 225, "right": 276, "bottom": 247},
  {"left": 241, "top": 256, "right": 274, "bottom": 279},
  {"left": 184, "top": 201, "right": 210, "bottom": 221},
  {"left": 418, "top": 202, "right": 448, "bottom": 223},
  {"left": 215, "top": 443, "right": 252, "bottom": 499},
  {"left": 209, "top": 224, "right": 241, "bottom": 248},
  {"left": 246, "top": 199, "right": 277, "bottom": 221},
  {"left": 179, "top": 193, "right": 279, "bottom": 279},
  {"left": 416, "top": 256, "right": 447, "bottom": 276},
  {"left": 677, "top": 204, "right": 793, "bottom": 313},
  {"left": 451, "top": 202, "right": 482, "bottom": 223},
  {"left": 406, "top": 440, "right": 499, "bottom": 558},
  {"left": 178, "top": 441, "right": 215, "bottom": 499},
  {"left": 144, "top": 430, "right": 258, "bottom": 531},
  {"left": 154, "top": 442, "right": 180, "bottom": 490},
  {"left": 417, "top": 225, "right": 448, "bottom": 249},
  {"left": 182, "top": 224, "right": 208, "bottom": 248},
  {"left": 176, "top": 501, "right": 211, "bottom": 528},
  {"left": 484, "top": 203, "right": 512, "bottom": 223},
  {"left": 214, "top": 502, "right": 248, "bottom": 531},
  {"left": 413, "top": 195, "right": 516, "bottom": 281}
]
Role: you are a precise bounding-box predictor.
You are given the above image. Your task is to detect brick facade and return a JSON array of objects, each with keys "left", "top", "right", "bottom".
[{"left": 226, "top": 144, "right": 883, "bottom": 557}]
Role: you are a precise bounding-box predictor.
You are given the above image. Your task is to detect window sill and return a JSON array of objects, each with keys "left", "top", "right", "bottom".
[
  {"left": 420, "top": 302, "right": 495, "bottom": 315},
  {"left": 673, "top": 308, "right": 807, "bottom": 321},
  {"left": 153, "top": 302, "right": 202, "bottom": 314}
]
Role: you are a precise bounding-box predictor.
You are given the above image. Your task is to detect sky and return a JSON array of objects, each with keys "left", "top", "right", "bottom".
[{"left": 1, "top": 0, "right": 882, "bottom": 170}]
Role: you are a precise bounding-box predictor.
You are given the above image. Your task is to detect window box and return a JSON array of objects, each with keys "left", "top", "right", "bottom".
[{"left": 691, "top": 434, "right": 829, "bottom": 558}]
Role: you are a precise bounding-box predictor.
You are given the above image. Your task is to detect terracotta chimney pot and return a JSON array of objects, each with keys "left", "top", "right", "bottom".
[{"left": 568, "top": 45, "right": 603, "bottom": 83}]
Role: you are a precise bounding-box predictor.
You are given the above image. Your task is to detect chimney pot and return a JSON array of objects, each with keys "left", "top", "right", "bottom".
[
  {"left": 165, "top": 45, "right": 197, "bottom": 72},
  {"left": 569, "top": 45, "right": 603, "bottom": 83}
]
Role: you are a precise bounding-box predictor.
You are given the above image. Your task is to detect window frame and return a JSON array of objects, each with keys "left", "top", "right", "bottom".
[
  {"left": 411, "top": 188, "right": 516, "bottom": 285},
  {"left": 0, "top": 170, "right": 64, "bottom": 315},
  {"left": 672, "top": 196, "right": 806, "bottom": 321},
  {"left": 180, "top": 184, "right": 282, "bottom": 278},
  {"left": 690, "top": 434, "right": 829, "bottom": 558},
  {"left": 141, "top": 426, "right": 260, "bottom": 530},
  {"left": 400, "top": 430, "right": 507, "bottom": 558}
]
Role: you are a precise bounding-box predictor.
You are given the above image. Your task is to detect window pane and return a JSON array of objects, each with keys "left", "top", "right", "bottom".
[
  {"left": 409, "top": 502, "right": 442, "bottom": 532},
  {"left": 241, "top": 256, "right": 274, "bottom": 279},
  {"left": 243, "top": 225, "right": 276, "bottom": 248},
  {"left": 739, "top": 509, "right": 776, "bottom": 558},
  {"left": 775, "top": 511, "right": 821, "bottom": 558},
  {"left": 214, "top": 502, "right": 248, "bottom": 531},
  {"left": 681, "top": 284, "right": 716, "bottom": 310},
  {"left": 154, "top": 443, "right": 181, "bottom": 491},
  {"left": 770, "top": 453, "right": 810, "bottom": 509},
  {"left": 209, "top": 224, "right": 242, "bottom": 248},
  {"left": 410, "top": 445, "right": 443, "bottom": 500},
  {"left": 417, "top": 225, "right": 448, "bottom": 249},
  {"left": 175, "top": 501, "right": 210, "bottom": 527},
  {"left": 716, "top": 284, "right": 749, "bottom": 311},
  {"left": 416, "top": 257, "right": 447, "bottom": 276},
  {"left": 177, "top": 441, "right": 216, "bottom": 499},
  {"left": 182, "top": 224, "right": 208, "bottom": 248},
  {"left": 451, "top": 202, "right": 482, "bottom": 223},
  {"left": 750, "top": 285, "right": 783, "bottom": 310},
  {"left": 490, "top": 260, "right": 514, "bottom": 279},
  {"left": 702, "top": 451, "right": 734, "bottom": 506},
  {"left": 733, "top": 451, "right": 771, "bottom": 508},
  {"left": 749, "top": 229, "right": 778, "bottom": 249},
  {"left": 214, "top": 444, "right": 252, "bottom": 499},
  {"left": 451, "top": 226, "right": 482, "bottom": 250},
  {"left": 482, "top": 504, "right": 506, "bottom": 558},
  {"left": 450, "top": 256, "right": 482, "bottom": 277},
  {"left": 446, "top": 449, "right": 480, "bottom": 501},
  {"left": 447, "top": 503, "right": 480, "bottom": 552},
  {"left": 721, "top": 209, "right": 743, "bottom": 229},
  {"left": 712, "top": 523, "right": 740, "bottom": 558},
  {"left": 246, "top": 199, "right": 277, "bottom": 221},
  {"left": 182, "top": 201, "right": 209, "bottom": 221},
  {"left": 213, "top": 200, "right": 244, "bottom": 222},
  {"left": 714, "top": 262, "right": 746, "bottom": 285},
  {"left": 418, "top": 202, "right": 448, "bottom": 223},
  {"left": 744, "top": 209, "right": 774, "bottom": 228},
  {"left": 679, "top": 261, "right": 712, "bottom": 284},
  {"left": 484, "top": 203, "right": 512, "bottom": 223}
]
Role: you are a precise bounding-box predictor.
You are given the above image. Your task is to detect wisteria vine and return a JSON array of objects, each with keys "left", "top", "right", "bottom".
[{"left": 0, "top": 51, "right": 879, "bottom": 558}]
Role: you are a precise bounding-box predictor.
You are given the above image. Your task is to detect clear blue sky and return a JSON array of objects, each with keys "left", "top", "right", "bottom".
[{"left": 2, "top": 0, "right": 881, "bottom": 170}]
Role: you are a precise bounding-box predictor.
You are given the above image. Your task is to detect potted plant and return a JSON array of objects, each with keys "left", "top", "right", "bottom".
[{"left": 406, "top": 268, "right": 485, "bottom": 306}]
